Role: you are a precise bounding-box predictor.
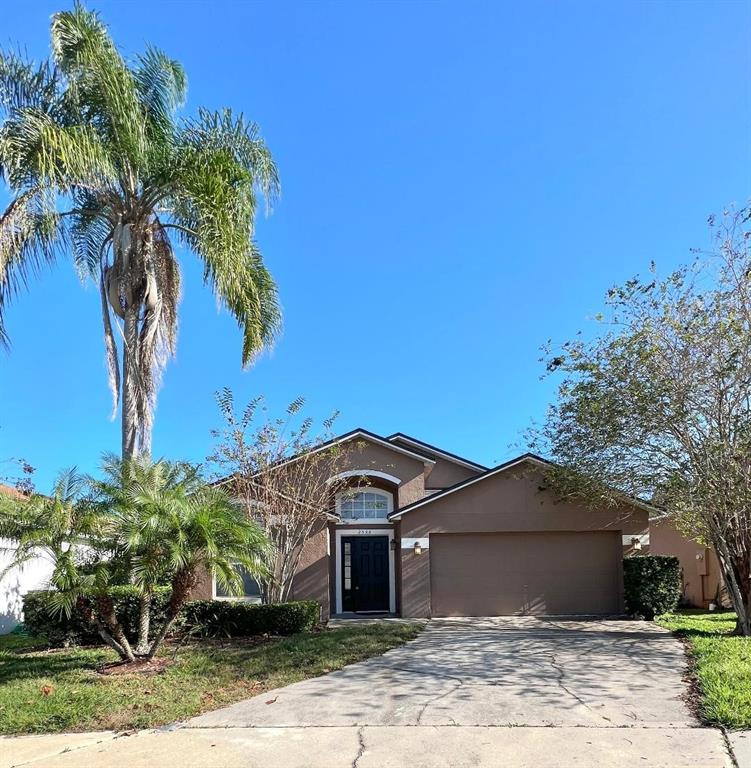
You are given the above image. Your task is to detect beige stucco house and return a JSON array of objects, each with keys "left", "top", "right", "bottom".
[{"left": 192, "top": 429, "right": 651, "bottom": 619}]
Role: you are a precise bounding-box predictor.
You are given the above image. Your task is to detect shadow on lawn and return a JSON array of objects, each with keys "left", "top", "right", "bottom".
[{"left": 0, "top": 650, "right": 108, "bottom": 684}]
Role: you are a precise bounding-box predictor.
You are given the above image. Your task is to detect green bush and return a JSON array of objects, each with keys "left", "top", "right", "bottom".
[
  {"left": 23, "top": 587, "right": 174, "bottom": 647},
  {"left": 23, "top": 589, "right": 320, "bottom": 646},
  {"left": 623, "top": 555, "right": 682, "bottom": 620},
  {"left": 184, "top": 600, "right": 320, "bottom": 637}
]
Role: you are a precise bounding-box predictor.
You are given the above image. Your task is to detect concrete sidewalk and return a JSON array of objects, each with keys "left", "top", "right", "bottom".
[{"left": 0, "top": 725, "right": 734, "bottom": 768}]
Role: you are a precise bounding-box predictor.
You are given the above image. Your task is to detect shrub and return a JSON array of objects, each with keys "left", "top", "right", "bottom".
[
  {"left": 23, "top": 587, "right": 173, "bottom": 647},
  {"left": 184, "top": 600, "right": 320, "bottom": 637},
  {"left": 623, "top": 555, "right": 682, "bottom": 620},
  {"left": 23, "top": 590, "right": 320, "bottom": 646}
]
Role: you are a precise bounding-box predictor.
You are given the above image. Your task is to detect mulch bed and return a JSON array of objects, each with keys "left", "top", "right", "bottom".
[{"left": 97, "top": 657, "right": 174, "bottom": 676}]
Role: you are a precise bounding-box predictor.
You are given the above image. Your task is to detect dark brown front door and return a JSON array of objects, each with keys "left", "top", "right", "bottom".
[{"left": 341, "top": 536, "right": 389, "bottom": 612}]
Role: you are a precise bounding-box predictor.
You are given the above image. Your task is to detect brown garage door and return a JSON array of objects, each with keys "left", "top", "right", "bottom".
[{"left": 430, "top": 532, "right": 621, "bottom": 616}]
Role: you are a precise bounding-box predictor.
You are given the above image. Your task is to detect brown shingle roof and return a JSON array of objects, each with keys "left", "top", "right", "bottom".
[{"left": 0, "top": 482, "right": 28, "bottom": 500}]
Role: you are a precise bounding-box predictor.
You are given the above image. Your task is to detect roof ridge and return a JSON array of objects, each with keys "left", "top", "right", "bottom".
[{"left": 386, "top": 432, "right": 487, "bottom": 471}]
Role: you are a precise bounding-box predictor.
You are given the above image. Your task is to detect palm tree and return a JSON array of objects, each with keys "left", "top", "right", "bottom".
[
  {"left": 0, "top": 468, "right": 131, "bottom": 655},
  {"left": 0, "top": 455, "right": 268, "bottom": 662},
  {"left": 91, "top": 453, "right": 268, "bottom": 658},
  {"left": 0, "top": 4, "right": 281, "bottom": 458}
]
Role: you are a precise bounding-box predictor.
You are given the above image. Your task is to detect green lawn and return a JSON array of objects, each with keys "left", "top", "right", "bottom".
[
  {"left": 657, "top": 611, "right": 751, "bottom": 730},
  {"left": 0, "top": 623, "right": 422, "bottom": 734}
]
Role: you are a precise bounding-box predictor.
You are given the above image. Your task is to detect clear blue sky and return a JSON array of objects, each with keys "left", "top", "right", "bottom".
[{"left": 1, "top": 0, "right": 750, "bottom": 491}]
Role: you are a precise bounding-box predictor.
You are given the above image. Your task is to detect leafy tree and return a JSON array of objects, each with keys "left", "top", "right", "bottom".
[
  {"left": 529, "top": 207, "right": 751, "bottom": 635},
  {"left": 209, "top": 390, "right": 356, "bottom": 604},
  {"left": 0, "top": 455, "right": 268, "bottom": 662},
  {"left": 0, "top": 4, "right": 280, "bottom": 458}
]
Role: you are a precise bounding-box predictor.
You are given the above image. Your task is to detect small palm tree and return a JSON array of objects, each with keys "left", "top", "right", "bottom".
[
  {"left": 0, "top": 4, "right": 280, "bottom": 458},
  {"left": 0, "top": 455, "right": 268, "bottom": 662},
  {"left": 0, "top": 468, "right": 130, "bottom": 654},
  {"left": 92, "top": 453, "right": 268, "bottom": 658}
]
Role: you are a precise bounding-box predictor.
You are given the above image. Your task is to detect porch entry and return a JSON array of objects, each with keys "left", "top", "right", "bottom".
[{"left": 341, "top": 536, "right": 390, "bottom": 612}]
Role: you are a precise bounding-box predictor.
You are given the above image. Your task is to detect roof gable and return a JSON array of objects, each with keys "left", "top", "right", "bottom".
[
  {"left": 325, "top": 429, "right": 436, "bottom": 465},
  {"left": 389, "top": 453, "right": 661, "bottom": 518}
]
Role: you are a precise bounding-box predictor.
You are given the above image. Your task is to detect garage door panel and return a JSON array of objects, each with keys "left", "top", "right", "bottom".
[{"left": 430, "top": 532, "right": 620, "bottom": 616}]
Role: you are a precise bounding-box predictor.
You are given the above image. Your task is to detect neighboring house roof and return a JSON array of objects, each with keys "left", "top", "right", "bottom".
[
  {"left": 386, "top": 433, "right": 488, "bottom": 472},
  {"left": 0, "top": 483, "right": 28, "bottom": 500},
  {"left": 388, "top": 452, "right": 662, "bottom": 519}
]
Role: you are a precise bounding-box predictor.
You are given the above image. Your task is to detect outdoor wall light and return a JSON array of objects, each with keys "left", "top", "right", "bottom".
[
  {"left": 631, "top": 537, "right": 642, "bottom": 551},
  {"left": 413, "top": 541, "right": 422, "bottom": 556},
  {"left": 390, "top": 539, "right": 398, "bottom": 551}
]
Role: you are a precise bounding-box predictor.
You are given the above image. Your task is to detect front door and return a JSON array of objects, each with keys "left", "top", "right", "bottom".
[{"left": 341, "top": 536, "right": 390, "bottom": 612}]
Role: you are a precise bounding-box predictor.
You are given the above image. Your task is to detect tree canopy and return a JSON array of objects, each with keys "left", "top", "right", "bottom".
[{"left": 530, "top": 207, "right": 751, "bottom": 635}]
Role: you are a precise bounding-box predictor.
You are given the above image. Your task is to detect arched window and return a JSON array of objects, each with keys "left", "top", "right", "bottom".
[{"left": 337, "top": 489, "right": 393, "bottom": 521}]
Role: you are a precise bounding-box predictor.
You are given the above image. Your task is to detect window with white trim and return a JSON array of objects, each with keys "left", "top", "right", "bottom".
[
  {"left": 214, "top": 565, "right": 262, "bottom": 601},
  {"left": 337, "top": 489, "right": 393, "bottom": 520}
]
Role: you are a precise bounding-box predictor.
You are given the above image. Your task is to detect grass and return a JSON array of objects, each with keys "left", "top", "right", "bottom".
[
  {"left": 657, "top": 610, "right": 751, "bottom": 730},
  {"left": 0, "top": 622, "right": 423, "bottom": 734}
]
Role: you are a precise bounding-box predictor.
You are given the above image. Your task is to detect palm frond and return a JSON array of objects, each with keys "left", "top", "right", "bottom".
[
  {"left": 0, "top": 188, "right": 64, "bottom": 347},
  {"left": 182, "top": 107, "right": 279, "bottom": 204},
  {"left": 169, "top": 113, "right": 281, "bottom": 364},
  {"left": 2, "top": 107, "right": 116, "bottom": 191},
  {"left": 51, "top": 3, "right": 145, "bottom": 174},
  {"left": 134, "top": 46, "right": 186, "bottom": 139},
  {"left": 0, "top": 49, "right": 63, "bottom": 121},
  {"left": 68, "top": 190, "right": 115, "bottom": 277}
]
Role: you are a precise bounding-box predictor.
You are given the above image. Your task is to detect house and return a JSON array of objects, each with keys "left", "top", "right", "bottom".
[
  {"left": 190, "top": 429, "right": 651, "bottom": 619},
  {"left": 0, "top": 483, "right": 54, "bottom": 634},
  {"left": 650, "top": 516, "right": 724, "bottom": 608}
]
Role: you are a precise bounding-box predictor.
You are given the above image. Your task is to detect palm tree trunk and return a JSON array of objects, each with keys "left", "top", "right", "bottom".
[
  {"left": 121, "top": 303, "right": 139, "bottom": 459},
  {"left": 95, "top": 595, "right": 136, "bottom": 662},
  {"left": 147, "top": 570, "right": 195, "bottom": 660},
  {"left": 77, "top": 596, "right": 128, "bottom": 660},
  {"left": 135, "top": 591, "right": 151, "bottom": 655}
]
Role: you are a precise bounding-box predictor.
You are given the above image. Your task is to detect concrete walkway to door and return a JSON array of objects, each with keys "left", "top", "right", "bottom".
[{"left": 3, "top": 618, "right": 736, "bottom": 768}]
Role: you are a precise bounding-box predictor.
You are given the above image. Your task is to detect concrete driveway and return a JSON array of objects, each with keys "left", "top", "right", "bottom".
[{"left": 4, "top": 618, "right": 735, "bottom": 768}]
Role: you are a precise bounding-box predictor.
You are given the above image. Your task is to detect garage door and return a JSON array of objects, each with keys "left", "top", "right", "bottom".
[{"left": 430, "top": 532, "right": 621, "bottom": 616}]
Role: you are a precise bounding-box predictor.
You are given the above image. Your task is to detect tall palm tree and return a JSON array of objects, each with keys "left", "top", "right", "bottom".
[{"left": 0, "top": 4, "right": 281, "bottom": 458}]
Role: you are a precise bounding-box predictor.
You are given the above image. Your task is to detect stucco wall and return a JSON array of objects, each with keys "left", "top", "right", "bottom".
[
  {"left": 0, "top": 541, "right": 54, "bottom": 634},
  {"left": 650, "top": 518, "right": 723, "bottom": 608},
  {"left": 291, "top": 522, "right": 331, "bottom": 617},
  {"left": 388, "top": 438, "right": 481, "bottom": 490},
  {"left": 398, "top": 464, "right": 648, "bottom": 618},
  {"left": 190, "top": 565, "right": 213, "bottom": 600}
]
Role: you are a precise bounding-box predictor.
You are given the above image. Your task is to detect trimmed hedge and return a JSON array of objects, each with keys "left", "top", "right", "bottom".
[
  {"left": 623, "top": 555, "right": 682, "bottom": 620},
  {"left": 184, "top": 600, "right": 320, "bottom": 637},
  {"left": 23, "top": 587, "right": 174, "bottom": 647},
  {"left": 22, "top": 587, "right": 320, "bottom": 646}
]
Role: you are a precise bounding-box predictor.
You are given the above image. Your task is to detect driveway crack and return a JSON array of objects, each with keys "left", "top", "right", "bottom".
[
  {"left": 547, "top": 653, "right": 612, "bottom": 725},
  {"left": 352, "top": 726, "right": 366, "bottom": 768},
  {"left": 415, "top": 677, "right": 464, "bottom": 724}
]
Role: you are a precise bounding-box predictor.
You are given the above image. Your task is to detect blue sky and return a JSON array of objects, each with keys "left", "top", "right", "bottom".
[{"left": 1, "top": 0, "right": 750, "bottom": 491}]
